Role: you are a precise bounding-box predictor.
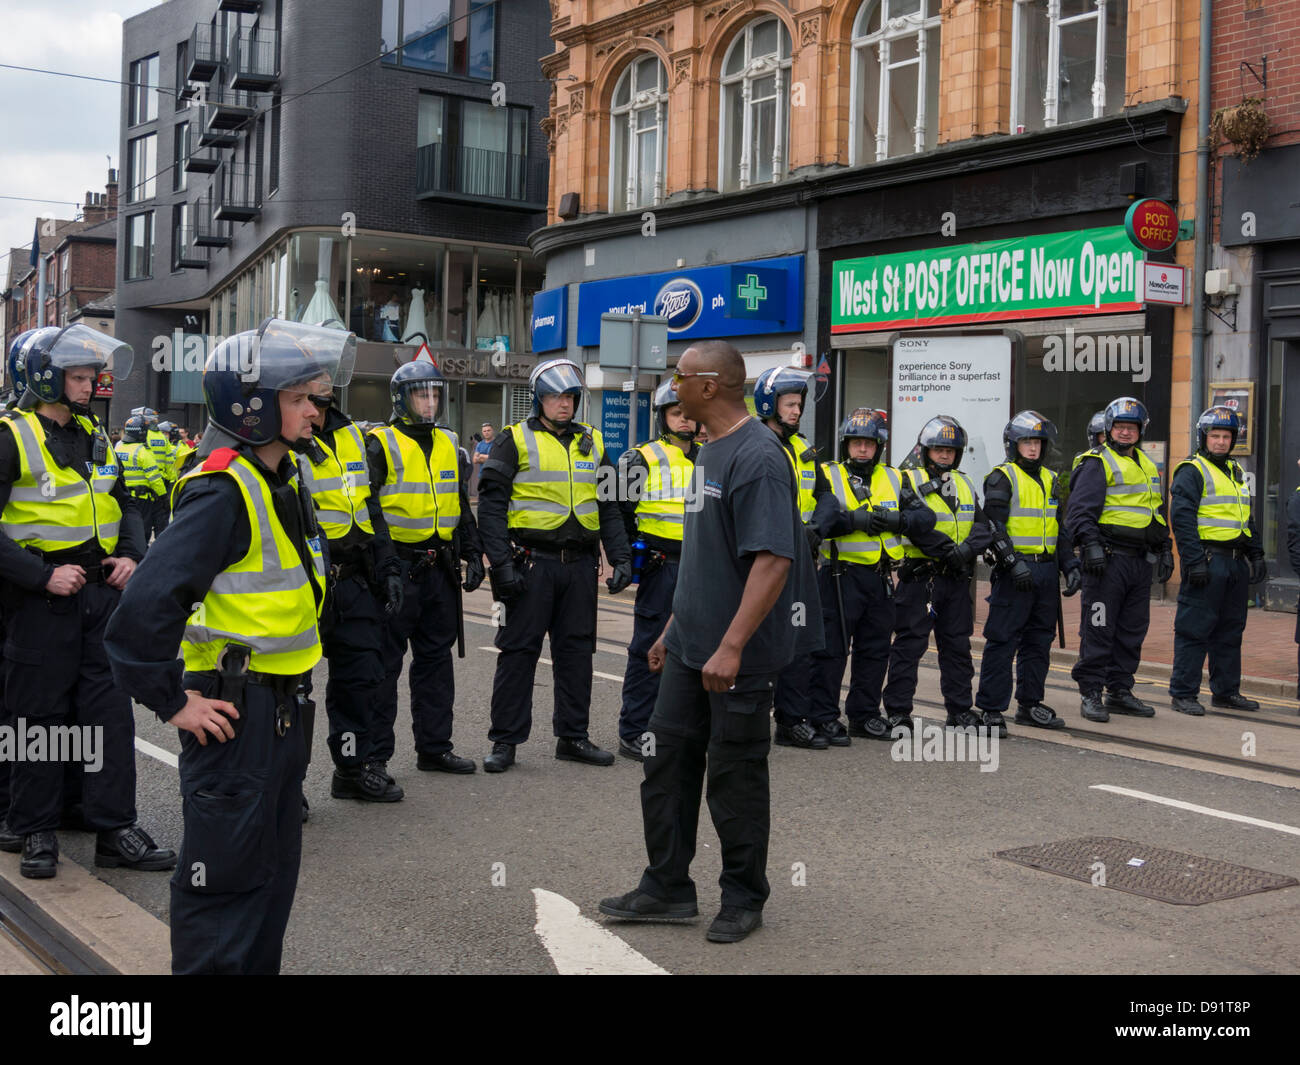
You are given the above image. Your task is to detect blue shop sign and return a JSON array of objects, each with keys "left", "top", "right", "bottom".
[
  {"left": 599, "top": 390, "right": 651, "bottom": 459},
  {"left": 530, "top": 285, "right": 568, "bottom": 353},
  {"left": 576, "top": 255, "right": 803, "bottom": 347}
]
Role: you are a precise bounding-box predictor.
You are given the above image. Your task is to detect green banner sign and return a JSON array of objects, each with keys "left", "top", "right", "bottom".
[{"left": 832, "top": 226, "right": 1146, "bottom": 334}]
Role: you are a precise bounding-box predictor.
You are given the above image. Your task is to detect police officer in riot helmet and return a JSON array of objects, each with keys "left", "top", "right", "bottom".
[
  {"left": 752, "top": 366, "right": 835, "bottom": 749},
  {"left": 974, "top": 412, "right": 1081, "bottom": 734},
  {"left": 615, "top": 379, "right": 699, "bottom": 760},
  {"left": 1066, "top": 396, "right": 1173, "bottom": 722},
  {"left": 106, "top": 317, "right": 346, "bottom": 973},
  {"left": 367, "top": 359, "right": 483, "bottom": 777},
  {"left": 1167, "top": 406, "right": 1265, "bottom": 714},
  {"left": 882, "top": 415, "right": 993, "bottom": 730},
  {"left": 478, "top": 357, "right": 632, "bottom": 772}
]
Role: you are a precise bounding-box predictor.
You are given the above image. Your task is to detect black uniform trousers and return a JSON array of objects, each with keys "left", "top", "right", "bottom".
[
  {"left": 882, "top": 572, "right": 975, "bottom": 717},
  {"left": 773, "top": 654, "right": 815, "bottom": 727},
  {"left": 145, "top": 494, "right": 170, "bottom": 542},
  {"left": 619, "top": 558, "right": 678, "bottom": 744},
  {"left": 321, "top": 573, "right": 386, "bottom": 769},
  {"left": 975, "top": 560, "right": 1058, "bottom": 712},
  {"left": 810, "top": 563, "right": 895, "bottom": 725},
  {"left": 171, "top": 673, "right": 306, "bottom": 975},
  {"left": 1169, "top": 552, "right": 1249, "bottom": 699},
  {"left": 375, "top": 556, "right": 459, "bottom": 761},
  {"left": 3, "top": 581, "right": 136, "bottom": 836},
  {"left": 638, "top": 652, "right": 774, "bottom": 912},
  {"left": 1071, "top": 552, "right": 1152, "bottom": 695},
  {"left": 489, "top": 553, "right": 598, "bottom": 746}
]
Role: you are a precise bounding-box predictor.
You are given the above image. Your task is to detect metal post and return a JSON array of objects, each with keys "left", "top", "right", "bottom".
[{"left": 630, "top": 309, "right": 641, "bottom": 444}]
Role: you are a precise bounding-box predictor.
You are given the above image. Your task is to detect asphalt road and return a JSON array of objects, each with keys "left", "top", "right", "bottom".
[{"left": 54, "top": 594, "right": 1300, "bottom": 975}]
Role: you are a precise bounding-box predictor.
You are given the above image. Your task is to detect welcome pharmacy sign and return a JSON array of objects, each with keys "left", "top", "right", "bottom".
[{"left": 832, "top": 226, "right": 1146, "bottom": 333}]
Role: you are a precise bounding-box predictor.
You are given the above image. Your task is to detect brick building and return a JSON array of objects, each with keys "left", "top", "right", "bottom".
[{"left": 116, "top": 0, "right": 553, "bottom": 440}]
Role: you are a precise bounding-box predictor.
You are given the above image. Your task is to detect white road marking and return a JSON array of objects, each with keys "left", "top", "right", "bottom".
[
  {"left": 1090, "top": 785, "right": 1300, "bottom": 837},
  {"left": 476, "top": 646, "right": 623, "bottom": 683},
  {"left": 531, "top": 888, "right": 669, "bottom": 975},
  {"left": 135, "top": 737, "right": 178, "bottom": 769}
]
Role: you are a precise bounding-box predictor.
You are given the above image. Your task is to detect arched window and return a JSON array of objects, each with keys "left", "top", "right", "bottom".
[
  {"left": 610, "top": 55, "right": 669, "bottom": 211},
  {"left": 720, "top": 18, "right": 793, "bottom": 192},
  {"left": 1012, "top": 1, "right": 1128, "bottom": 131},
  {"left": 851, "top": 0, "right": 941, "bottom": 165}
]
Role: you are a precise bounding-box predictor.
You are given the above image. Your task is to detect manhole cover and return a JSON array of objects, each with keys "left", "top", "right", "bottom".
[{"left": 995, "top": 836, "right": 1299, "bottom": 905}]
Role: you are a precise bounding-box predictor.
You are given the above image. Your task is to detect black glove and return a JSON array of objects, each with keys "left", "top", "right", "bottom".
[
  {"left": 804, "top": 524, "right": 823, "bottom": 559},
  {"left": 1185, "top": 557, "right": 1210, "bottom": 588},
  {"left": 850, "top": 507, "right": 874, "bottom": 534},
  {"left": 1063, "top": 566, "right": 1083, "bottom": 597},
  {"left": 1081, "top": 540, "right": 1107, "bottom": 576},
  {"left": 1248, "top": 556, "right": 1267, "bottom": 585},
  {"left": 462, "top": 554, "right": 485, "bottom": 593},
  {"left": 489, "top": 561, "right": 526, "bottom": 603},
  {"left": 606, "top": 560, "right": 633, "bottom": 594},
  {"left": 943, "top": 541, "right": 974, "bottom": 576},
  {"left": 1155, "top": 546, "right": 1175, "bottom": 584},
  {"left": 871, "top": 506, "right": 903, "bottom": 534},
  {"left": 383, "top": 574, "right": 404, "bottom": 618},
  {"left": 1009, "top": 558, "right": 1033, "bottom": 592}
]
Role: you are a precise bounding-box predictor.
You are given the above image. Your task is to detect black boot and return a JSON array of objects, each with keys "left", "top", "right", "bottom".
[
  {"left": 94, "top": 825, "right": 176, "bottom": 871},
  {"left": 1080, "top": 691, "right": 1109, "bottom": 722},
  {"left": 1211, "top": 693, "right": 1260, "bottom": 711},
  {"left": 20, "top": 832, "right": 58, "bottom": 879},
  {"left": 1015, "top": 703, "right": 1065, "bottom": 729},
  {"left": 1105, "top": 688, "right": 1155, "bottom": 717},
  {"left": 774, "top": 721, "right": 829, "bottom": 750}
]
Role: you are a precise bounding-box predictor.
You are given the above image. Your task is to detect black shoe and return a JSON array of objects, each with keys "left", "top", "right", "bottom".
[
  {"left": 598, "top": 890, "right": 698, "bottom": 921},
  {"left": 301, "top": 796, "right": 310, "bottom": 824},
  {"left": 706, "top": 906, "right": 763, "bottom": 943},
  {"left": 774, "top": 721, "right": 829, "bottom": 749},
  {"left": 484, "top": 742, "right": 516, "bottom": 773},
  {"left": 1080, "top": 691, "right": 1109, "bottom": 722},
  {"left": 618, "top": 738, "right": 646, "bottom": 762},
  {"left": 0, "top": 818, "right": 20, "bottom": 854},
  {"left": 368, "top": 760, "right": 397, "bottom": 784},
  {"left": 1015, "top": 703, "right": 1065, "bottom": 729},
  {"left": 556, "top": 736, "right": 615, "bottom": 766},
  {"left": 1171, "top": 696, "right": 1206, "bottom": 716},
  {"left": 20, "top": 832, "right": 58, "bottom": 879},
  {"left": 417, "top": 750, "right": 477, "bottom": 774},
  {"left": 946, "top": 710, "right": 981, "bottom": 729},
  {"left": 849, "top": 715, "right": 892, "bottom": 740},
  {"left": 816, "top": 719, "right": 851, "bottom": 747},
  {"left": 1212, "top": 693, "right": 1260, "bottom": 711},
  {"left": 981, "top": 710, "right": 1008, "bottom": 739},
  {"left": 94, "top": 825, "right": 176, "bottom": 871},
  {"left": 886, "top": 713, "right": 915, "bottom": 736},
  {"left": 1105, "top": 688, "right": 1155, "bottom": 717},
  {"left": 332, "top": 764, "right": 405, "bottom": 802}
]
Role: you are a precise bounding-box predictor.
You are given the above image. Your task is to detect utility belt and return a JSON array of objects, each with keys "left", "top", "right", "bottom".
[
  {"left": 514, "top": 542, "right": 597, "bottom": 564},
  {"left": 329, "top": 543, "right": 376, "bottom": 584},
  {"left": 1017, "top": 553, "right": 1057, "bottom": 564},
  {"left": 30, "top": 547, "right": 109, "bottom": 584},
  {"left": 826, "top": 556, "right": 894, "bottom": 577},
  {"left": 898, "top": 557, "right": 937, "bottom": 583},
  {"left": 1102, "top": 541, "right": 1150, "bottom": 559},
  {"left": 397, "top": 542, "right": 458, "bottom": 582},
  {"left": 195, "top": 643, "right": 304, "bottom": 737},
  {"left": 1201, "top": 543, "right": 1250, "bottom": 561},
  {"left": 129, "top": 489, "right": 161, "bottom": 502}
]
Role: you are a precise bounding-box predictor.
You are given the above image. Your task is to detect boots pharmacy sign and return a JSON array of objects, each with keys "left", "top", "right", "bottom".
[{"left": 832, "top": 227, "right": 1145, "bottom": 334}]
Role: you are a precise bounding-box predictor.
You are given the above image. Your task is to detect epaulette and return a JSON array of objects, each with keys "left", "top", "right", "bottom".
[{"left": 201, "top": 447, "right": 240, "bottom": 471}]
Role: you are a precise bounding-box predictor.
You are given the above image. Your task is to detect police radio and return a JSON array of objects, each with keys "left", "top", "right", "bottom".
[{"left": 577, "top": 429, "right": 594, "bottom": 457}]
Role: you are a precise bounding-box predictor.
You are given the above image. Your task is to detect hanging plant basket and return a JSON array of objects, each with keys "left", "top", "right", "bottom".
[{"left": 1212, "top": 97, "right": 1270, "bottom": 162}]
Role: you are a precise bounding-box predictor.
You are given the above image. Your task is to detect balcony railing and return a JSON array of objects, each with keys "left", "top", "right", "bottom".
[
  {"left": 204, "top": 84, "right": 258, "bottom": 130},
  {"left": 415, "top": 143, "right": 548, "bottom": 210},
  {"left": 218, "top": 0, "right": 262, "bottom": 12},
  {"left": 194, "top": 212, "right": 230, "bottom": 247},
  {"left": 214, "top": 162, "right": 260, "bottom": 222},
  {"left": 185, "top": 125, "right": 220, "bottom": 172},
  {"left": 187, "top": 24, "right": 219, "bottom": 82},
  {"left": 173, "top": 225, "right": 209, "bottom": 269},
  {"left": 231, "top": 28, "right": 279, "bottom": 91}
]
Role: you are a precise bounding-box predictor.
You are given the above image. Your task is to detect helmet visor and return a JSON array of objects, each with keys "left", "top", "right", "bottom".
[
  {"left": 533, "top": 362, "right": 584, "bottom": 396},
  {"left": 248, "top": 318, "right": 357, "bottom": 392},
  {"left": 47, "top": 324, "right": 133, "bottom": 381},
  {"left": 399, "top": 379, "right": 445, "bottom": 424}
]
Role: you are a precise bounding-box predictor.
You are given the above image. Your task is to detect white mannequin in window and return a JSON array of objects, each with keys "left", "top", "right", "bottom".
[{"left": 403, "top": 287, "right": 428, "bottom": 344}]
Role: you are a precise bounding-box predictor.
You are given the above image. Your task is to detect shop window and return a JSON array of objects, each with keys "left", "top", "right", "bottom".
[
  {"left": 348, "top": 235, "right": 446, "bottom": 345},
  {"left": 610, "top": 55, "right": 668, "bottom": 211},
  {"left": 1013, "top": 0, "right": 1128, "bottom": 132},
  {"left": 851, "top": 0, "right": 941, "bottom": 164},
  {"left": 382, "top": 0, "right": 495, "bottom": 79},
  {"left": 127, "top": 133, "right": 157, "bottom": 203},
  {"left": 128, "top": 54, "right": 159, "bottom": 126},
  {"left": 720, "top": 18, "right": 792, "bottom": 192}
]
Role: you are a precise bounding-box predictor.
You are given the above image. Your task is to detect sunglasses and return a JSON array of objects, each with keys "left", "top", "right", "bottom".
[
  {"left": 307, "top": 394, "right": 332, "bottom": 410},
  {"left": 671, "top": 370, "right": 719, "bottom": 385}
]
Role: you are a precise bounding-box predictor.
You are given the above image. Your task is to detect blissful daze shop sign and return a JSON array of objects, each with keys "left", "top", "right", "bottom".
[{"left": 832, "top": 226, "right": 1146, "bottom": 333}]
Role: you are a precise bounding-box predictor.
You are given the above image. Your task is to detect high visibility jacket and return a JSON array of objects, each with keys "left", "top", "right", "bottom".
[
  {"left": 116, "top": 441, "right": 166, "bottom": 499},
  {"left": 1085, "top": 445, "right": 1167, "bottom": 531},
  {"left": 0, "top": 410, "right": 121, "bottom": 554},
  {"left": 785, "top": 432, "right": 818, "bottom": 522},
  {"left": 507, "top": 420, "right": 603, "bottom": 533},
  {"left": 902, "top": 467, "right": 976, "bottom": 557},
  {"left": 633, "top": 438, "right": 693, "bottom": 543},
  {"left": 301, "top": 421, "right": 374, "bottom": 541},
  {"left": 173, "top": 440, "right": 197, "bottom": 476},
  {"left": 179, "top": 449, "right": 325, "bottom": 675},
  {"left": 995, "top": 461, "right": 1059, "bottom": 556},
  {"left": 820, "top": 461, "right": 903, "bottom": 565},
  {"left": 371, "top": 424, "right": 461, "bottom": 543},
  {"left": 1176, "top": 454, "right": 1252, "bottom": 542},
  {"left": 146, "top": 429, "right": 171, "bottom": 474}
]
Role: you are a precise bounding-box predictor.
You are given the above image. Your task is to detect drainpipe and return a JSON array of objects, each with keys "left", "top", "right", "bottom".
[{"left": 1190, "top": 0, "right": 1213, "bottom": 453}]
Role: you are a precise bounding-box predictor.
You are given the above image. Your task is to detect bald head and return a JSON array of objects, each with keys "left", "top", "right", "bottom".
[{"left": 683, "top": 341, "right": 745, "bottom": 396}]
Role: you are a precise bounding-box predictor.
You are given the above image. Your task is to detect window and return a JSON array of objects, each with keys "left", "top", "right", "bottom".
[
  {"left": 269, "top": 94, "right": 281, "bottom": 193},
  {"left": 1013, "top": 0, "right": 1128, "bottom": 131},
  {"left": 610, "top": 55, "right": 668, "bottom": 211},
  {"left": 127, "top": 133, "right": 157, "bottom": 203},
  {"left": 60, "top": 250, "right": 70, "bottom": 295},
  {"left": 126, "top": 213, "right": 153, "bottom": 280},
  {"left": 171, "top": 203, "right": 192, "bottom": 270},
  {"left": 175, "top": 41, "right": 190, "bottom": 111},
  {"left": 417, "top": 93, "right": 530, "bottom": 200},
  {"left": 720, "top": 18, "right": 792, "bottom": 192},
  {"left": 128, "top": 54, "right": 159, "bottom": 126},
  {"left": 173, "top": 123, "right": 189, "bottom": 192},
  {"left": 851, "top": 0, "right": 941, "bottom": 164},
  {"left": 382, "top": 0, "right": 495, "bottom": 78}
]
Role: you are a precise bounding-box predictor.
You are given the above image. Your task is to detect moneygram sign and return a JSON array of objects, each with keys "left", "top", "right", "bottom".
[{"left": 831, "top": 226, "right": 1146, "bottom": 334}]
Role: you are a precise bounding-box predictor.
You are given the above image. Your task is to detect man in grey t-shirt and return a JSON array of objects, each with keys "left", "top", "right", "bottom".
[{"left": 599, "top": 340, "right": 822, "bottom": 944}]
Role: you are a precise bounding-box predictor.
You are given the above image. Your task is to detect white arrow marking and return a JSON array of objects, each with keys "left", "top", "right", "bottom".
[
  {"left": 531, "top": 888, "right": 669, "bottom": 975},
  {"left": 1091, "top": 785, "right": 1300, "bottom": 837}
]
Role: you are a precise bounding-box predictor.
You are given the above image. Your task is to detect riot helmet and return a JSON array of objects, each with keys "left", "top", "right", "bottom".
[
  {"left": 390, "top": 360, "right": 447, "bottom": 426},
  {"left": 1195, "top": 405, "right": 1240, "bottom": 455},
  {"left": 653, "top": 378, "right": 695, "bottom": 444},
  {"left": 917, "top": 415, "right": 967, "bottom": 472},
  {"left": 529, "top": 358, "right": 585, "bottom": 431},
  {"left": 24, "top": 324, "right": 132, "bottom": 415}
]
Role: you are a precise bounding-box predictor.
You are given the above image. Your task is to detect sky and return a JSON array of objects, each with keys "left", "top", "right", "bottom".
[{"left": 0, "top": 0, "right": 161, "bottom": 284}]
